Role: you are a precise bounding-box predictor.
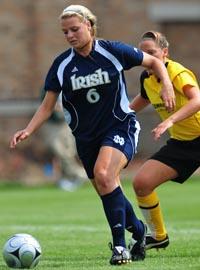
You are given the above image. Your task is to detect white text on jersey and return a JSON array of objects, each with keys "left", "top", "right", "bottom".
[{"left": 70, "top": 68, "right": 111, "bottom": 90}]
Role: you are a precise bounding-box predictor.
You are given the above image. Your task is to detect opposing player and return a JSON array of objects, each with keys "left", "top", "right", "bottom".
[
  {"left": 130, "top": 30, "right": 200, "bottom": 250},
  {"left": 10, "top": 7, "right": 175, "bottom": 264}
]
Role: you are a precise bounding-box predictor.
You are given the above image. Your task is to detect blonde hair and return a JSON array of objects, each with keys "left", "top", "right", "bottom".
[
  {"left": 141, "top": 31, "right": 169, "bottom": 49},
  {"left": 60, "top": 5, "right": 97, "bottom": 36}
]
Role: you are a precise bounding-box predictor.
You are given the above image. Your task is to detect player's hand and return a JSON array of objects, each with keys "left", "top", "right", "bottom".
[
  {"left": 152, "top": 119, "right": 173, "bottom": 140},
  {"left": 10, "top": 130, "right": 30, "bottom": 148},
  {"left": 160, "top": 84, "right": 176, "bottom": 112}
]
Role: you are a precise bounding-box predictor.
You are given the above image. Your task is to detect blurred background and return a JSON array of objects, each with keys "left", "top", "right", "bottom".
[{"left": 0, "top": 0, "right": 200, "bottom": 184}]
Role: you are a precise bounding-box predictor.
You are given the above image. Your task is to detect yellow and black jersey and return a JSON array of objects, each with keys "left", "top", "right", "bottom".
[{"left": 140, "top": 59, "right": 200, "bottom": 141}]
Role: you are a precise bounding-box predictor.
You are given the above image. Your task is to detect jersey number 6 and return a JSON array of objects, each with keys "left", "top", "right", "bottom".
[{"left": 86, "top": 88, "right": 100, "bottom": 103}]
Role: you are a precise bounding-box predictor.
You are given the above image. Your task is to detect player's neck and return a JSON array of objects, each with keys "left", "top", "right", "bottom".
[{"left": 75, "top": 38, "right": 94, "bottom": 57}]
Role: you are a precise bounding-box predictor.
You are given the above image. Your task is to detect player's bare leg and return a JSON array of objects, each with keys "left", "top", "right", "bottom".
[{"left": 133, "top": 159, "right": 178, "bottom": 250}]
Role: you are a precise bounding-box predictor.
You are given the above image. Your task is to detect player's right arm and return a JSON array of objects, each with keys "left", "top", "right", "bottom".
[
  {"left": 10, "top": 91, "right": 59, "bottom": 148},
  {"left": 129, "top": 94, "right": 150, "bottom": 113}
]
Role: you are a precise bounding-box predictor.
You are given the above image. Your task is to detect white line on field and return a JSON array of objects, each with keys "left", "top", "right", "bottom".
[{"left": 0, "top": 224, "right": 200, "bottom": 235}]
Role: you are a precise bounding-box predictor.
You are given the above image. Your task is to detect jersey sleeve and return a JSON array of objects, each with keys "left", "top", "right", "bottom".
[
  {"left": 44, "top": 59, "right": 62, "bottom": 93},
  {"left": 105, "top": 40, "right": 144, "bottom": 70},
  {"left": 140, "top": 71, "right": 149, "bottom": 100},
  {"left": 173, "top": 71, "right": 199, "bottom": 94}
]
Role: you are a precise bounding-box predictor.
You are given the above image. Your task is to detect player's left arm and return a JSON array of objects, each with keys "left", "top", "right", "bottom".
[
  {"left": 152, "top": 81, "right": 200, "bottom": 140},
  {"left": 141, "top": 52, "right": 175, "bottom": 112}
]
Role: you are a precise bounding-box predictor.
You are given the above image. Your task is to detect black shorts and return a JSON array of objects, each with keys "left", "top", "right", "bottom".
[{"left": 150, "top": 136, "right": 200, "bottom": 183}]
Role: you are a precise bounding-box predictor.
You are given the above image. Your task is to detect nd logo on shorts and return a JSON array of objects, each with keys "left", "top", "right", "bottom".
[{"left": 113, "top": 135, "right": 125, "bottom": 146}]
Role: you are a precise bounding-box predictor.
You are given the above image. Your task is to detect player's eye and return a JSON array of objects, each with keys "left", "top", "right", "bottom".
[
  {"left": 71, "top": 27, "right": 79, "bottom": 32},
  {"left": 63, "top": 27, "right": 79, "bottom": 36},
  {"left": 147, "top": 50, "right": 155, "bottom": 56}
]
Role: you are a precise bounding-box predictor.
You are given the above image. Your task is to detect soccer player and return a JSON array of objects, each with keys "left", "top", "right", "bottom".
[
  {"left": 129, "top": 30, "right": 200, "bottom": 250},
  {"left": 10, "top": 6, "right": 175, "bottom": 265}
]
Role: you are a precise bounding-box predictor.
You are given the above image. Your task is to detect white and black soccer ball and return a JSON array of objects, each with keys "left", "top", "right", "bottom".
[{"left": 2, "top": 233, "right": 42, "bottom": 269}]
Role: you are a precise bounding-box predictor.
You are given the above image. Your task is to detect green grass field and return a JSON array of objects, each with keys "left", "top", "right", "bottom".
[{"left": 0, "top": 175, "right": 199, "bottom": 270}]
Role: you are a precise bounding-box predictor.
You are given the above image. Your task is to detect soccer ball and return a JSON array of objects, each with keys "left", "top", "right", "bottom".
[{"left": 2, "top": 233, "right": 42, "bottom": 269}]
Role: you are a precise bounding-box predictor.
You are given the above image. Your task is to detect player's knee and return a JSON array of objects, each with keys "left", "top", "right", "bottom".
[
  {"left": 94, "top": 167, "right": 112, "bottom": 191},
  {"left": 133, "top": 173, "right": 150, "bottom": 196}
]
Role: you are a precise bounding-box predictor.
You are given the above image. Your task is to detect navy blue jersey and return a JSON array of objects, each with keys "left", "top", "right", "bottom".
[{"left": 44, "top": 39, "right": 143, "bottom": 143}]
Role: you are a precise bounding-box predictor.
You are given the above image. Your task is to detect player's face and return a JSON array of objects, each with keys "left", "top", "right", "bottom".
[
  {"left": 61, "top": 16, "right": 92, "bottom": 51},
  {"left": 139, "top": 39, "right": 167, "bottom": 62}
]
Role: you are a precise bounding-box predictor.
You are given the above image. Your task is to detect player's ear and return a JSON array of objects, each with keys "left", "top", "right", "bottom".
[
  {"left": 163, "top": 47, "right": 169, "bottom": 57},
  {"left": 85, "top": 19, "right": 91, "bottom": 31}
]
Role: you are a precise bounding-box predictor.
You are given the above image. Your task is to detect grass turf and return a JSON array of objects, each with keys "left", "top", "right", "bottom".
[{"left": 0, "top": 175, "right": 199, "bottom": 269}]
